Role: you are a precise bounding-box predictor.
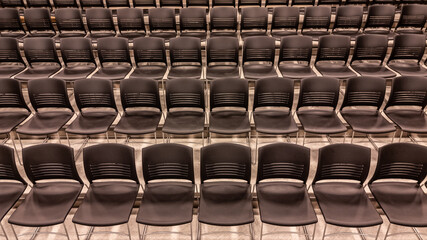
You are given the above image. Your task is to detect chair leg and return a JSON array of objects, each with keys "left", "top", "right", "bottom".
[
  {"left": 57, "top": 132, "right": 62, "bottom": 144},
  {"left": 154, "top": 132, "right": 157, "bottom": 144},
  {"left": 197, "top": 222, "right": 201, "bottom": 240},
  {"left": 105, "top": 132, "right": 109, "bottom": 143},
  {"left": 296, "top": 131, "right": 299, "bottom": 144},
  {"left": 63, "top": 223, "right": 71, "bottom": 240},
  {"left": 190, "top": 222, "right": 193, "bottom": 240},
  {"left": 321, "top": 223, "right": 327, "bottom": 240},
  {"left": 249, "top": 223, "right": 254, "bottom": 240},
  {"left": 17, "top": 133, "right": 23, "bottom": 152},
  {"left": 374, "top": 225, "right": 381, "bottom": 240},
  {"left": 10, "top": 225, "right": 17, "bottom": 240},
  {"left": 74, "top": 223, "right": 81, "bottom": 240},
  {"left": 1, "top": 222, "right": 9, "bottom": 240},
  {"left": 384, "top": 223, "right": 391, "bottom": 240},
  {"left": 10, "top": 133, "right": 22, "bottom": 165},
  {"left": 303, "top": 132, "right": 306, "bottom": 146},
  {"left": 399, "top": 130, "right": 403, "bottom": 142},
  {"left": 351, "top": 131, "right": 355, "bottom": 144},
  {"left": 114, "top": 132, "right": 118, "bottom": 143},
  {"left": 141, "top": 224, "right": 147, "bottom": 240},
  {"left": 259, "top": 222, "right": 263, "bottom": 240},
  {"left": 312, "top": 223, "right": 317, "bottom": 240},
  {"left": 126, "top": 223, "right": 132, "bottom": 240}
]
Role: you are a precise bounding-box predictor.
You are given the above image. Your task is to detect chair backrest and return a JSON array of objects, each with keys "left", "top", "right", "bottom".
[
  {"left": 117, "top": 8, "right": 145, "bottom": 33},
  {"left": 279, "top": 35, "right": 312, "bottom": 64},
  {"left": 169, "top": 37, "right": 202, "bottom": 66},
  {"left": 148, "top": 8, "right": 176, "bottom": 32},
  {"left": 341, "top": 76, "right": 386, "bottom": 110},
  {"left": 0, "top": 78, "right": 30, "bottom": 111},
  {"left": 292, "top": 0, "right": 315, "bottom": 5},
  {"left": 317, "top": 0, "right": 341, "bottom": 5},
  {"left": 238, "top": 0, "right": 261, "bottom": 7},
  {"left": 80, "top": 0, "right": 104, "bottom": 7},
  {"left": 60, "top": 37, "right": 96, "bottom": 67},
  {"left": 316, "top": 35, "right": 351, "bottom": 64},
  {"left": 97, "top": 37, "right": 132, "bottom": 66},
  {"left": 257, "top": 143, "right": 310, "bottom": 183},
  {"left": 385, "top": 76, "right": 427, "bottom": 110},
  {"left": 27, "top": 0, "right": 51, "bottom": 8},
  {"left": 165, "top": 78, "right": 205, "bottom": 111},
  {"left": 180, "top": 8, "right": 206, "bottom": 33},
  {"left": 73, "top": 78, "right": 117, "bottom": 112},
  {"left": 297, "top": 76, "right": 340, "bottom": 110},
  {"left": 243, "top": 36, "right": 276, "bottom": 64},
  {"left": 240, "top": 7, "right": 268, "bottom": 32},
  {"left": 266, "top": 0, "right": 289, "bottom": 6},
  {"left": 55, "top": 9, "right": 86, "bottom": 34},
  {"left": 212, "top": 0, "right": 235, "bottom": 7},
  {"left": 201, "top": 143, "right": 251, "bottom": 182},
  {"left": 351, "top": 34, "right": 388, "bottom": 64},
  {"left": 23, "top": 37, "right": 61, "bottom": 67},
  {"left": 0, "top": 9, "right": 25, "bottom": 34},
  {"left": 396, "top": 4, "right": 427, "bottom": 30},
  {"left": 53, "top": 0, "right": 78, "bottom": 8},
  {"left": 27, "top": 78, "right": 73, "bottom": 112},
  {"left": 253, "top": 77, "right": 294, "bottom": 110},
  {"left": 142, "top": 143, "right": 194, "bottom": 183},
  {"left": 86, "top": 8, "right": 115, "bottom": 34},
  {"left": 302, "top": 6, "right": 331, "bottom": 32},
  {"left": 210, "top": 78, "right": 248, "bottom": 110},
  {"left": 106, "top": 0, "right": 130, "bottom": 7},
  {"left": 83, "top": 143, "right": 138, "bottom": 184},
  {"left": 187, "top": 0, "right": 209, "bottom": 7},
  {"left": 313, "top": 144, "right": 371, "bottom": 184},
  {"left": 271, "top": 7, "right": 299, "bottom": 32},
  {"left": 0, "top": 37, "right": 25, "bottom": 65},
  {"left": 133, "top": 0, "right": 156, "bottom": 7},
  {"left": 333, "top": 6, "right": 363, "bottom": 31},
  {"left": 133, "top": 37, "right": 167, "bottom": 65},
  {"left": 24, "top": 8, "right": 55, "bottom": 33},
  {"left": 160, "top": 0, "right": 183, "bottom": 7},
  {"left": 209, "top": 7, "right": 237, "bottom": 32},
  {"left": 0, "top": 0, "right": 25, "bottom": 7},
  {"left": 120, "top": 78, "right": 161, "bottom": 111},
  {"left": 0, "top": 145, "right": 26, "bottom": 184},
  {"left": 387, "top": 34, "right": 426, "bottom": 64},
  {"left": 364, "top": 5, "right": 395, "bottom": 31},
  {"left": 206, "top": 37, "right": 239, "bottom": 65}
]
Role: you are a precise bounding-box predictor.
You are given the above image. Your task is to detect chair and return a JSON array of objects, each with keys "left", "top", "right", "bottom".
[
  {"left": 270, "top": 7, "right": 299, "bottom": 40},
  {"left": 14, "top": 38, "right": 62, "bottom": 81},
  {"left": 332, "top": 6, "right": 363, "bottom": 40},
  {"left": 296, "top": 77, "right": 347, "bottom": 145},
  {"left": 242, "top": 36, "right": 278, "bottom": 80},
  {"left": 53, "top": 0, "right": 78, "bottom": 8},
  {"left": 23, "top": 8, "right": 56, "bottom": 38},
  {"left": 240, "top": 7, "right": 268, "bottom": 39},
  {"left": 114, "top": 78, "right": 162, "bottom": 141},
  {"left": 395, "top": 4, "right": 427, "bottom": 35},
  {"left": 148, "top": 8, "right": 177, "bottom": 40},
  {"left": 369, "top": 143, "right": 427, "bottom": 240},
  {"left": 0, "top": 38, "right": 26, "bottom": 78},
  {"left": 73, "top": 143, "right": 139, "bottom": 240},
  {"left": 209, "top": 7, "right": 238, "bottom": 37},
  {"left": 0, "top": 9, "right": 26, "bottom": 39},
  {"left": 117, "top": 8, "right": 146, "bottom": 40},
  {"left": 160, "top": 0, "right": 183, "bottom": 7},
  {"left": 257, "top": 143, "right": 317, "bottom": 240},
  {"left": 187, "top": 0, "right": 209, "bottom": 7},
  {"left": 387, "top": 34, "right": 427, "bottom": 77},
  {"left": 198, "top": 143, "right": 254, "bottom": 239},
  {"left": 212, "top": 0, "right": 235, "bottom": 7},
  {"left": 301, "top": 6, "right": 331, "bottom": 40},
  {"left": 55, "top": 9, "right": 87, "bottom": 39},
  {"left": 208, "top": 78, "right": 251, "bottom": 144},
  {"left": 8, "top": 144, "right": 82, "bottom": 240},
  {"left": 133, "top": 0, "right": 156, "bottom": 7},
  {"left": 167, "top": 37, "right": 202, "bottom": 80},
  {"left": 265, "top": 0, "right": 289, "bottom": 7},
  {"left": 0, "top": 0, "right": 25, "bottom": 8},
  {"left": 86, "top": 8, "right": 116, "bottom": 39},
  {"left": 363, "top": 5, "right": 395, "bottom": 39},
  {"left": 179, "top": 8, "right": 207, "bottom": 40},
  {"left": 278, "top": 36, "right": 316, "bottom": 79},
  {"left": 315, "top": 35, "right": 357, "bottom": 79},
  {"left": 26, "top": 0, "right": 51, "bottom": 8},
  {"left": 313, "top": 144, "right": 383, "bottom": 240},
  {"left": 106, "top": 0, "right": 131, "bottom": 7},
  {"left": 291, "top": 0, "right": 314, "bottom": 5},
  {"left": 238, "top": 0, "right": 261, "bottom": 7},
  {"left": 206, "top": 36, "right": 240, "bottom": 80},
  {"left": 91, "top": 37, "right": 133, "bottom": 81},
  {"left": 130, "top": 37, "right": 167, "bottom": 80},
  {"left": 137, "top": 143, "right": 195, "bottom": 239},
  {"left": 79, "top": 0, "right": 104, "bottom": 8},
  {"left": 350, "top": 34, "right": 396, "bottom": 78}
]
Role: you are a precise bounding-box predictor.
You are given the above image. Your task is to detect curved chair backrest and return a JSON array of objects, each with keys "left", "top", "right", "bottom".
[
  {"left": 133, "top": 0, "right": 156, "bottom": 7},
  {"left": 201, "top": 143, "right": 251, "bottom": 182},
  {"left": 120, "top": 78, "right": 161, "bottom": 111},
  {"left": 243, "top": 36, "right": 276, "bottom": 64},
  {"left": 160, "top": 0, "right": 183, "bottom": 7},
  {"left": 0, "top": 9, "right": 25, "bottom": 34},
  {"left": 23, "top": 38, "right": 61, "bottom": 67},
  {"left": 385, "top": 76, "right": 427, "bottom": 110},
  {"left": 364, "top": 5, "right": 395, "bottom": 30},
  {"left": 106, "top": 0, "right": 130, "bottom": 7},
  {"left": 55, "top": 9, "right": 86, "bottom": 34},
  {"left": 97, "top": 37, "right": 132, "bottom": 67},
  {"left": 257, "top": 143, "right": 310, "bottom": 184},
  {"left": 148, "top": 8, "right": 176, "bottom": 32},
  {"left": 0, "top": 37, "right": 25, "bottom": 65},
  {"left": 297, "top": 76, "right": 340, "bottom": 110},
  {"left": 341, "top": 76, "right": 386, "bottom": 110},
  {"left": 133, "top": 37, "right": 167, "bottom": 65},
  {"left": 1, "top": 0, "right": 25, "bottom": 7},
  {"left": 396, "top": 4, "right": 427, "bottom": 30},
  {"left": 27, "top": 0, "right": 51, "bottom": 9},
  {"left": 169, "top": 37, "right": 202, "bottom": 66},
  {"left": 266, "top": 0, "right": 289, "bottom": 6},
  {"left": 253, "top": 77, "right": 294, "bottom": 110},
  {"left": 271, "top": 7, "right": 299, "bottom": 32},
  {"left": 83, "top": 143, "right": 138, "bottom": 184},
  {"left": 209, "top": 7, "right": 237, "bottom": 32},
  {"left": 73, "top": 78, "right": 117, "bottom": 112},
  {"left": 333, "top": 6, "right": 363, "bottom": 31},
  {"left": 0, "top": 78, "right": 30, "bottom": 111},
  {"left": 180, "top": 8, "right": 207, "bottom": 32},
  {"left": 80, "top": 0, "right": 104, "bottom": 7},
  {"left": 206, "top": 37, "right": 239, "bottom": 65},
  {"left": 142, "top": 143, "right": 194, "bottom": 183},
  {"left": 279, "top": 35, "right": 312, "bottom": 64},
  {"left": 240, "top": 7, "right": 268, "bottom": 32},
  {"left": 27, "top": 78, "right": 73, "bottom": 112},
  {"left": 60, "top": 37, "right": 96, "bottom": 66},
  {"left": 351, "top": 34, "right": 388, "bottom": 64},
  {"left": 212, "top": 0, "right": 235, "bottom": 7},
  {"left": 313, "top": 144, "right": 371, "bottom": 184},
  {"left": 187, "top": 0, "right": 209, "bottom": 7},
  {"left": 53, "top": 0, "right": 78, "bottom": 8},
  {"left": 86, "top": 8, "right": 115, "bottom": 33},
  {"left": 302, "top": 6, "right": 331, "bottom": 32},
  {"left": 210, "top": 78, "right": 248, "bottom": 110},
  {"left": 165, "top": 78, "right": 205, "bottom": 111},
  {"left": 23, "top": 143, "right": 82, "bottom": 185},
  {"left": 117, "top": 8, "right": 145, "bottom": 34},
  {"left": 0, "top": 145, "right": 26, "bottom": 184},
  {"left": 388, "top": 34, "right": 426, "bottom": 64},
  {"left": 316, "top": 35, "right": 351, "bottom": 64},
  {"left": 238, "top": 0, "right": 261, "bottom": 7},
  {"left": 24, "top": 8, "right": 55, "bottom": 33}
]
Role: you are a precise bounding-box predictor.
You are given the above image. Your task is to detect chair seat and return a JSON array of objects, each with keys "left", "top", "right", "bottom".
[
  {"left": 27, "top": 32, "right": 56, "bottom": 38},
  {"left": 162, "top": 111, "right": 205, "bottom": 134},
  {"left": 167, "top": 66, "right": 202, "bottom": 79},
  {"left": 370, "top": 182, "right": 427, "bottom": 227},
  {"left": 209, "top": 111, "right": 251, "bottom": 135},
  {"left": 17, "top": 111, "right": 73, "bottom": 135},
  {"left": 73, "top": 181, "right": 139, "bottom": 227},
  {"left": 332, "top": 30, "right": 361, "bottom": 40},
  {"left": 301, "top": 31, "right": 330, "bottom": 41},
  {"left": 395, "top": 29, "right": 424, "bottom": 35},
  {"left": 0, "top": 111, "right": 30, "bottom": 135},
  {"left": 297, "top": 109, "right": 347, "bottom": 134},
  {"left": 210, "top": 32, "right": 237, "bottom": 38},
  {"left": 385, "top": 109, "right": 427, "bottom": 133},
  {"left": 243, "top": 64, "right": 277, "bottom": 80},
  {"left": 0, "top": 65, "right": 26, "bottom": 78},
  {"left": 206, "top": 65, "right": 240, "bottom": 80},
  {"left": 387, "top": 62, "right": 427, "bottom": 77},
  {"left": 55, "top": 32, "right": 87, "bottom": 39},
  {"left": 257, "top": 182, "right": 317, "bottom": 226},
  {"left": 91, "top": 65, "right": 132, "bottom": 80},
  {"left": 9, "top": 182, "right": 82, "bottom": 227},
  {"left": 88, "top": 32, "right": 116, "bottom": 39},
  {"left": 14, "top": 65, "right": 62, "bottom": 81},
  {"left": 278, "top": 64, "right": 316, "bottom": 79},
  {"left": 363, "top": 30, "right": 395, "bottom": 40},
  {"left": 129, "top": 65, "right": 167, "bottom": 80},
  {"left": 117, "top": 32, "right": 146, "bottom": 40},
  {"left": 180, "top": 32, "right": 207, "bottom": 41},
  {"left": 253, "top": 110, "right": 298, "bottom": 135},
  {"left": 313, "top": 182, "right": 382, "bottom": 228},
  {"left": 0, "top": 32, "right": 26, "bottom": 39},
  {"left": 315, "top": 63, "right": 357, "bottom": 79},
  {"left": 199, "top": 181, "right": 254, "bottom": 226},
  {"left": 66, "top": 111, "right": 117, "bottom": 135},
  {"left": 271, "top": 31, "right": 298, "bottom": 40},
  {"left": 149, "top": 32, "right": 177, "bottom": 41},
  {"left": 240, "top": 31, "right": 268, "bottom": 40},
  {"left": 114, "top": 111, "right": 161, "bottom": 135},
  {"left": 54, "top": 65, "right": 97, "bottom": 81},
  {"left": 136, "top": 182, "right": 194, "bottom": 226},
  {"left": 341, "top": 109, "right": 395, "bottom": 134},
  {"left": 0, "top": 182, "right": 26, "bottom": 221},
  {"left": 351, "top": 63, "right": 396, "bottom": 78}
]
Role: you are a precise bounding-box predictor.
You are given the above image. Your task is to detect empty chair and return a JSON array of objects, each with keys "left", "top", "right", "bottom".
[
  {"left": 206, "top": 37, "right": 240, "bottom": 80},
  {"left": 130, "top": 37, "right": 167, "bottom": 80},
  {"left": 73, "top": 144, "right": 138, "bottom": 239},
  {"left": 297, "top": 77, "right": 347, "bottom": 145},
  {"left": 167, "top": 37, "right": 202, "bottom": 80},
  {"left": 363, "top": 5, "right": 395, "bottom": 39},
  {"left": 0, "top": 9, "right": 26, "bottom": 39},
  {"left": 117, "top": 8, "right": 146, "bottom": 40},
  {"left": 0, "top": 38, "right": 26, "bottom": 78},
  {"left": 313, "top": 144, "right": 382, "bottom": 240},
  {"left": 332, "top": 6, "right": 363, "bottom": 39},
  {"left": 187, "top": 0, "right": 209, "bottom": 7},
  {"left": 278, "top": 36, "right": 316, "bottom": 79},
  {"left": 179, "top": 8, "right": 207, "bottom": 40},
  {"left": 55, "top": 9, "right": 87, "bottom": 39},
  {"left": 270, "top": 7, "right": 299, "bottom": 40},
  {"left": 395, "top": 5, "right": 427, "bottom": 35},
  {"left": 86, "top": 8, "right": 116, "bottom": 39},
  {"left": 0, "top": 0, "right": 25, "bottom": 8},
  {"left": 240, "top": 7, "right": 268, "bottom": 39},
  {"left": 106, "top": 0, "right": 131, "bottom": 7},
  {"left": 79, "top": 0, "right": 104, "bottom": 8},
  {"left": 24, "top": 8, "right": 56, "bottom": 38},
  {"left": 148, "top": 8, "right": 177, "bottom": 40},
  {"left": 26, "top": 0, "right": 51, "bottom": 8},
  {"left": 315, "top": 35, "right": 357, "bottom": 79},
  {"left": 55, "top": 37, "right": 97, "bottom": 82},
  {"left": 14, "top": 38, "right": 62, "bottom": 81},
  {"left": 212, "top": 0, "right": 235, "bottom": 7},
  {"left": 133, "top": 0, "right": 156, "bottom": 7},
  {"left": 301, "top": 6, "right": 331, "bottom": 40},
  {"left": 53, "top": 0, "right": 78, "bottom": 8},
  {"left": 91, "top": 37, "right": 133, "bottom": 81},
  {"left": 209, "top": 7, "right": 238, "bottom": 37},
  {"left": 137, "top": 143, "right": 195, "bottom": 239},
  {"left": 242, "top": 36, "right": 278, "bottom": 80},
  {"left": 238, "top": 0, "right": 261, "bottom": 7},
  {"left": 160, "top": 0, "right": 183, "bottom": 7},
  {"left": 198, "top": 143, "right": 254, "bottom": 239},
  {"left": 265, "top": 0, "right": 289, "bottom": 6},
  {"left": 350, "top": 34, "right": 396, "bottom": 78},
  {"left": 291, "top": 0, "right": 314, "bottom": 5},
  {"left": 257, "top": 143, "right": 317, "bottom": 240}
]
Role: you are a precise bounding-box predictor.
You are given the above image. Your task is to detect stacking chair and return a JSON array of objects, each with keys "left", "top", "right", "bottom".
[
  {"left": 159, "top": 0, "right": 183, "bottom": 7},
  {"left": 91, "top": 37, "right": 133, "bottom": 81},
  {"left": 106, "top": 0, "right": 131, "bottom": 7},
  {"left": 26, "top": 0, "right": 51, "bottom": 8},
  {"left": 212, "top": 0, "right": 235, "bottom": 7},
  {"left": 8, "top": 144, "right": 83, "bottom": 240},
  {"left": 187, "top": 0, "right": 209, "bottom": 7},
  {"left": 133, "top": 0, "right": 156, "bottom": 7},
  {"left": 313, "top": 144, "right": 383, "bottom": 240},
  {"left": 0, "top": 9, "right": 26, "bottom": 39},
  {"left": 55, "top": 9, "right": 87, "bottom": 39},
  {"left": 350, "top": 34, "right": 396, "bottom": 78},
  {"left": 86, "top": 8, "right": 116, "bottom": 39},
  {"left": 130, "top": 37, "right": 167, "bottom": 80},
  {"left": 167, "top": 37, "right": 202, "bottom": 80},
  {"left": 395, "top": 4, "right": 427, "bottom": 35},
  {"left": 270, "top": 7, "right": 299, "bottom": 40},
  {"left": 14, "top": 38, "right": 62, "bottom": 81},
  {"left": 363, "top": 5, "right": 395, "bottom": 39},
  {"left": 257, "top": 143, "right": 317, "bottom": 240},
  {"left": 179, "top": 8, "right": 207, "bottom": 40},
  {"left": 137, "top": 143, "right": 195, "bottom": 240},
  {"left": 301, "top": 6, "right": 331, "bottom": 41},
  {"left": 291, "top": 0, "right": 315, "bottom": 5},
  {"left": 0, "top": 38, "right": 26, "bottom": 78},
  {"left": 240, "top": 7, "right": 268, "bottom": 40},
  {"left": 73, "top": 144, "right": 139, "bottom": 240},
  {"left": 296, "top": 77, "right": 347, "bottom": 145},
  {"left": 0, "top": 0, "right": 25, "bottom": 8},
  {"left": 278, "top": 36, "right": 316, "bottom": 80},
  {"left": 116, "top": 8, "right": 146, "bottom": 40},
  {"left": 209, "top": 7, "right": 238, "bottom": 37},
  {"left": 206, "top": 37, "right": 240, "bottom": 80},
  {"left": 315, "top": 35, "right": 357, "bottom": 80},
  {"left": 148, "top": 8, "right": 177, "bottom": 41},
  {"left": 53, "top": 0, "right": 78, "bottom": 8},
  {"left": 265, "top": 0, "right": 289, "bottom": 6},
  {"left": 238, "top": 0, "right": 262, "bottom": 7},
  {"left": 198, "top": 143, "right": 254, "bottom": 239},
  {"left": 23, "top": 8, "right": 56, "bottom": 38},
  {"left": 332, "top": 6, "right": 363, "bottom": 40},
  {"left": 369, "top": 143, "right": 427, "bottom": 240},
  {"left": 79, "top": 0, "right": 104, "bottom": 8},
  {"left": 242, "top": 36, "right": 277, "bottom": 80}
]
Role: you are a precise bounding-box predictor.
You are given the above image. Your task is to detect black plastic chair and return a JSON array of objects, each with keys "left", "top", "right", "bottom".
[
  {"left": 395, "top": 4, "right": 427, "bottom": 35},
  {"left": 26, "top": 0, "right": 51, "bottom": 9},
  {"left": 53, "top": 0, "right": 78, "bottom": 8},
  {"left": 106, "top": 0, "right": 131, "bottom": 7},
  {"left": 179, "top": 8, "right": 207, "bottom": 40},
  {"left": 14, "top": 38, "right": 62, "bottom": 81},
  {"left": 167, "top": 37, "right": 202, "bottom": 80},
  {"left": 301, "top": 6, "right": 331, "bottom": 40},
  {"left": 79, "top": 0, "right": 104, "bottom": 8},
  {"left": 117, "top": 8, "right": 146, "bottom": 40},
  {"left": 206, "top": 36, "right": 240, "bottom": 80},
  {"left": 296, "top": 77, "right": 347, "bottom": 145},
  {"left": 257, "top": 143, "right": 317, "bottom": 240},
  {"left": 23, "top": 8, "right": 56, "bottom": 38},
  {"left": 133, "top": 0, "right": 156, "bottom": 7},
  {"left": 238, "top": 0, "right": 261, "bottom": 7},
  {"left": 332, "top": 6, "right": 363, "bottom": 40},
  {"left": 130, "top": 37, "right": 167, "bottom": 80},
  {"left": 363, "top": 5, "right": 395, "bottom": 39},
  {"left": 198, "top": 143, "right": 254, "bottom": 239},
  {"left": 148, "top": 8, "right": 177, "bottom": 40},
  {"left": 242, "top": 36, "right": 277, "bottom": 80},
  {"left": 212, "top": 0, "right": 235, "bottom": 7},
  {"left": 313, "top": 144, "right": 383, "bottom": 240},
  {"left": 209, "top": 7, "right": 238, "bottom": 37},
  {"left": 91, "top": 37, "right": 133, "bottom": 81},
  {"left": 0, "top": 0, "right": 25, "bottom": 8},
  {"left": 278, "top": 36, "right": 316, "bottom": 79},
  {"left": 270, "top": 7, "right": 299, "bottom": 40},
  {"left": 137, "top": 143, "right": 195, "bottom": 239},
  {"left": 0, "top": 38, "right": 26, "bottom": 78},
  {"left": 55, "top": 9, "right": 87, "bottom": 40},
  {"left": 240, "top": 7, "right": 268, "bottom": 40},
  {"left": 0, "top": 9, "right": 26, "bottom": 39},
  {"left": 187, "top": 0, "right": 209, "bottom": 7},
  {"left": 315, "top": 35, "right": 357, "bottom": 79},
  {"left": 86, "top": 8, "right": 116, "bottom": 39},
  {"left": 266, "top": 0, "right": 289, "bottom": 6},
  {"left": 73, "top": 143, "right": 139, "bottom": 240},
  {"left": 160, "top": 0, "right": 183, "bottom": 7},
  {"left": 8, "top": 144, "right": 83, "bottom": 240},
  {"left": 350, "top": 34, "right": 396, "bottom": 78}
]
